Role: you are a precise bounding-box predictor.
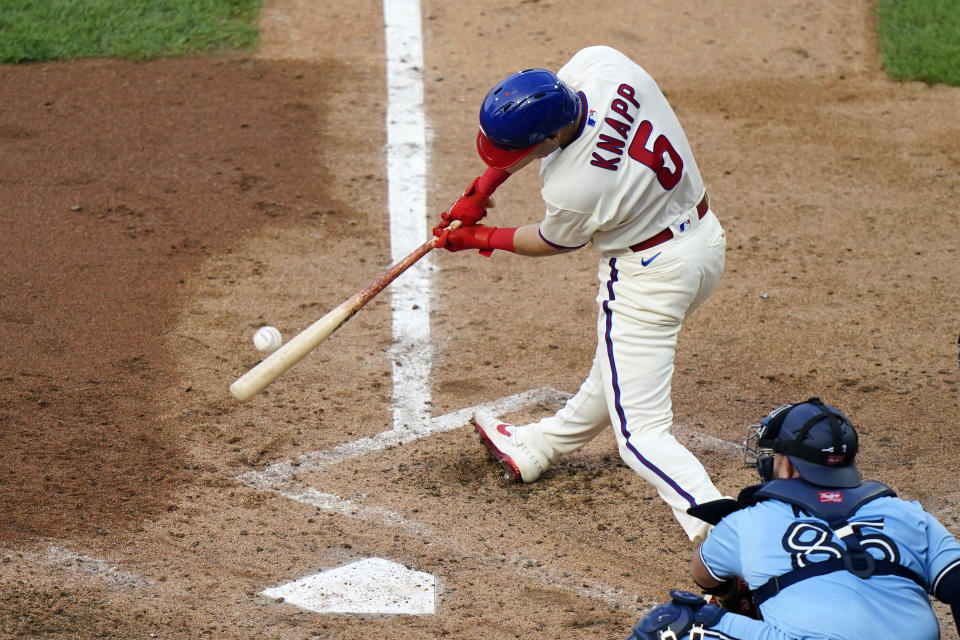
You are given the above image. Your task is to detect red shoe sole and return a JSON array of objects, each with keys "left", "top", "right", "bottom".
[{"left": 473, "top": 419, "right": 522, "bottom": 483}]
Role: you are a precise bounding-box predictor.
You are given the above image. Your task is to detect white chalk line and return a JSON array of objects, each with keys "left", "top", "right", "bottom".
[
  {"left": 674, "top": 425, "right": 744, "bottom": 454},
  {"left": 384, "top": 0, "right": 433, "bottom": 434},
  {"left": 238, "top": 386, "right": 569, "bottom": 485},
  {"left": 7, "top": 544, "right": 152, "bottom": 590}
]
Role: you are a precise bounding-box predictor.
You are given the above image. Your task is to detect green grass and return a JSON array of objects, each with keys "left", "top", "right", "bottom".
[
  {"left": 877, "top": 0, "right": 960, "bottom": 86},
  {"left": 0, "top": 0, "right": 261, "bottom": 63}
]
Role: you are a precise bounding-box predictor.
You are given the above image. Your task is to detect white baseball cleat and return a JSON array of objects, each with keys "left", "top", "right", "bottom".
[{"left": 472, "top": 409, "right": 550, "bottom": 483}]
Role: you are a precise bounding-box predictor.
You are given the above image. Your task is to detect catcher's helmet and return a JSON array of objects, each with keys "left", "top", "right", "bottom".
[
  {"left": 744, "top": 397, "right": 860, "bottom": 487},
  {"left": 477, "top": 68, "right": 580, "bottom": 169}
]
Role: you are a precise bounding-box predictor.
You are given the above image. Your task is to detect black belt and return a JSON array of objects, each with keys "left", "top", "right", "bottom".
[{"left": 629, "top": 194, "right": 709, "bottom": 253}]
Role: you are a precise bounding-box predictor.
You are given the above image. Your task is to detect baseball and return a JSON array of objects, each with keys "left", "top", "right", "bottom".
[{"left": 253, "top": 326, "right": 282, "bottom": 354}]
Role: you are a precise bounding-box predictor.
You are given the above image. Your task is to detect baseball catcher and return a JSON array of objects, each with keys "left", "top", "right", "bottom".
[{"left": 627, "top": 398, "right": 960, "bottom": 639}]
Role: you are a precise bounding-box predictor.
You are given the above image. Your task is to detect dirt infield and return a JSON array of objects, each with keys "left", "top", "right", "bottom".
[{"left": 1, "top": 0, "right": 958, "bottom": 638}]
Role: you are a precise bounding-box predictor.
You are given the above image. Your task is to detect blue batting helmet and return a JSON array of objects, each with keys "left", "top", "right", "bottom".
[{"left": 476, "top": 68, "right": 580, "bottom": 169}]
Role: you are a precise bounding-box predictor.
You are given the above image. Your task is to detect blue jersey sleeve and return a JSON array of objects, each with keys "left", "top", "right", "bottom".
[
  {"left": 698, "top": 510, "right": 747, "bottom": 582},
  {"left": 861, "top": 497, "right": 960, "bottom": 590},
  {"left": 919, "top": 505, "right": 960, "bottom": 591}
]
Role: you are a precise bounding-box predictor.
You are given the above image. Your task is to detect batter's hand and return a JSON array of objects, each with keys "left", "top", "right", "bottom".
[
  {"left": 432, "top": 224, "right": 496, "bottom": 253},
  {"left": 438, "top": 176, "right": 496, "bottom": 229}
]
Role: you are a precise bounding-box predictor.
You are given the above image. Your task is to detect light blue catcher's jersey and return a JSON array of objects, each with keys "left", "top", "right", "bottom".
[{"left": 700, "top": 492, "right": 960, "bottom": 640}]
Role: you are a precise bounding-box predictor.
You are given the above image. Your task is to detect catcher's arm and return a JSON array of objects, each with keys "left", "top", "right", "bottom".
[{"left": 690, "top": 547, "right": 761, "bottom": 619}]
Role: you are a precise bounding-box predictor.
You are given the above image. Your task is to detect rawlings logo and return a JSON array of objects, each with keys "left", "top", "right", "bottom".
[{"left": 818, "top": 491, "right": 843, "bottom": 503}]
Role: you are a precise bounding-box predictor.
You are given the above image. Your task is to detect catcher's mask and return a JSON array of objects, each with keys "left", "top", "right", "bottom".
[{"left": 743, "top": 397, "right": 860, "bottom": 487}]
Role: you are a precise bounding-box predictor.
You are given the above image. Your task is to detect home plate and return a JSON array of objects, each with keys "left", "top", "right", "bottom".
[{"left": 261, "top": 557, "right": 435, "bottom": 615}]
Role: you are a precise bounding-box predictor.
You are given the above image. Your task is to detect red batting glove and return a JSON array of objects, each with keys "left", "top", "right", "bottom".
[
  {"left": 448, "top": 177, "right": 491, "bottom": 226},
  {"left": 432, "top": 201, "right": 480, "bottom": 233},
  {"left": 433, "top": 224, "right": 493, "bottom": 252},
  {"left": 432, "top": 225, "right": 516, "bottom": 256},
  {"left": 435, "top": 168, "right": 511, "bottom": 230}
]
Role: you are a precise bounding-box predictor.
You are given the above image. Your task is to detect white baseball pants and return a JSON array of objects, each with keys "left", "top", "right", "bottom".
[{"left": 525, "top": 209, "right": 726, "bottom": 541}]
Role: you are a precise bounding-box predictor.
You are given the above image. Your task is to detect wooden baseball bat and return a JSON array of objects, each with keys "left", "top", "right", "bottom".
[{"left": 229, "top": 222, "right": 459, "bottom": 402}]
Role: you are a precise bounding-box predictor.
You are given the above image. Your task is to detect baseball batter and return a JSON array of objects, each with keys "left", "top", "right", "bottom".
[{"left": 433, "top": 45, "right": 726, "bottom": 541}]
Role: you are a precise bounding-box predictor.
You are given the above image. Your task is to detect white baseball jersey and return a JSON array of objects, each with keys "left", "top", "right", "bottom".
[{"left": 539, "top": 46, "right": 706, "bottom": 255}]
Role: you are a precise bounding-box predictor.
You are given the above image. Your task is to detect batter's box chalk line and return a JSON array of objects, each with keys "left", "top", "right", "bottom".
[
  {"left": 15, "top": 544, "right": 153, "bottom": 590},
  {"left": 237, "top": 386, "right": 571, "bottom": 485}
]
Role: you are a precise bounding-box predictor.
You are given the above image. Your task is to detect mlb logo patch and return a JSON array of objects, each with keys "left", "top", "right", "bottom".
[{"left": 818, "top": 491, "right": 843, "bottom": 503}]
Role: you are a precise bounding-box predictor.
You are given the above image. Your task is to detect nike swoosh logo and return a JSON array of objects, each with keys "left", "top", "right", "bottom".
[
  {"left": 497, "top": 423, "right": 512, "bottom": 437},
  {"left": 641, "top": 251, "right": 662, "bottom": 266}
]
